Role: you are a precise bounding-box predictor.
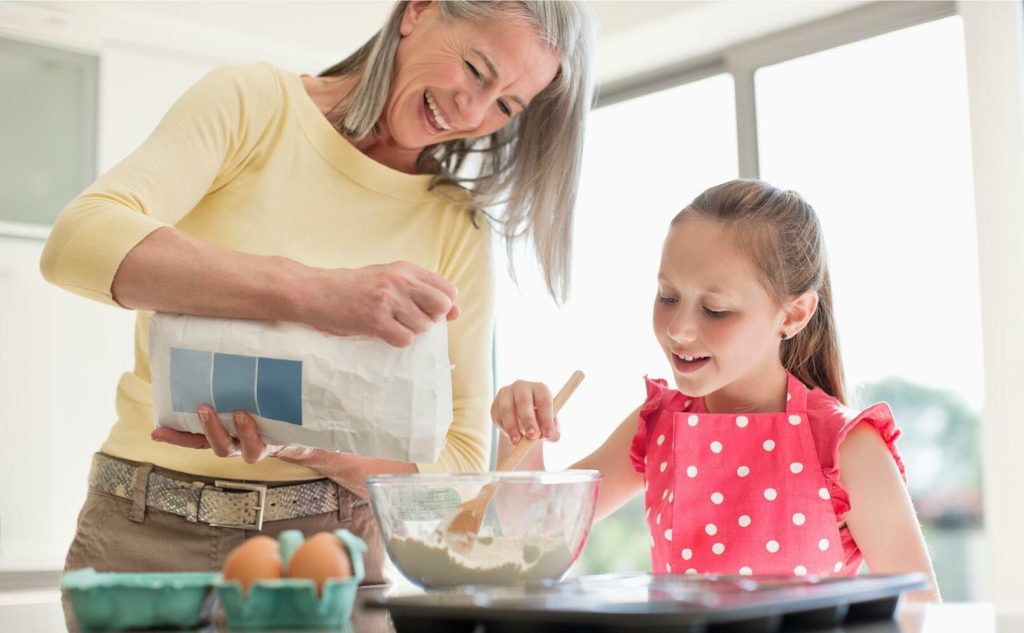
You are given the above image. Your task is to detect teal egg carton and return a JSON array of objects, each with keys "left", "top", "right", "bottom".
[
  {"left": 218, "top": 528, "right": 367, "bottom": 630},
  {"left": 62, "top": 567, "right": 220, "bottom": 631}
]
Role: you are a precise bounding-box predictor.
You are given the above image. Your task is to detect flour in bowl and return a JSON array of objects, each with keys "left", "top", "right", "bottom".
[{"left": 386, "top": 530, "right": 575, "bottom": 587}]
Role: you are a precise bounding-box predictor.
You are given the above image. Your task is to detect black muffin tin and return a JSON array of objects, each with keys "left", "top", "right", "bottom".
[{"left": 364, "top": 572, "right": 928, "bottom": 633}]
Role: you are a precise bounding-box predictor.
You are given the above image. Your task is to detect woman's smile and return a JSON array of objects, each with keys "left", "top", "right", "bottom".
[{"left": 422, "top": 89, "right": 453, "bottom": 133}]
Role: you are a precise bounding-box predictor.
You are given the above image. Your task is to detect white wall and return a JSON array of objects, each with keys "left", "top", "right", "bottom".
[{"left": 0, "top": 235, "right": 135, "bottom": 569}]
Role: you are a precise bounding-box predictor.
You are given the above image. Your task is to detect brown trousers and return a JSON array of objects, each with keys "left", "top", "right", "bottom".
[{"left": 61, "top": 463, "right": 387, "bottom": 631}]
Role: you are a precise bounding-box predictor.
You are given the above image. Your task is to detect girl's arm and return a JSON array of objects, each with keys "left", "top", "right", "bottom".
[
  {"left": 492, "top": 379, "right": 644, "bottom": 522},
  {"left": 839, "top": 423, "right": 941, "bottom": 602},
  {"left": 572, "top": 407, "right": 645, "bottom": 522}
]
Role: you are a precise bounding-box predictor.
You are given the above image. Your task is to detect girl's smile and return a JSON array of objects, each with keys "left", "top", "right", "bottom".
[{"left": 670, "top": 352, "right": 711, "bottom": 374}]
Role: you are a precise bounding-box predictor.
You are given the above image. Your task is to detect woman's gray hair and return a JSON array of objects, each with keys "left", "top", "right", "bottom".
[{"left": 320, "top": 1, "right": 596, "bottom": 303}]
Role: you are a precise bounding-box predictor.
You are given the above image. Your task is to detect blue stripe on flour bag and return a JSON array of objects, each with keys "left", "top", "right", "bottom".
[
  {"left": 170, "top": 347, "right": 303, "bottom": 426},
  {"left": 170, "top": 348, "right": 213, "bottom": 412},
  {"left": 256, "top": 357, "right": 302, "bottom": 425},
  {"left": 212, "top": 353, "right": 259, "bottom": 414}
]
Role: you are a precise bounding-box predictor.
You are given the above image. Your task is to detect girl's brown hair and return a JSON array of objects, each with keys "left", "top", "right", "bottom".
[{"left": 671, "top": 179, "right": 846, "bottom": 403}]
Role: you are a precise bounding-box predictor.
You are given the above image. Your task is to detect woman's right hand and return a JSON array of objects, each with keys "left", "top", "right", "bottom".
[
  {"left": 304, "top": 261, "right": 459, "bottom": 347},
  {"left": 491, "top": 380, "right": 561, "bottom": 445},
  {"left": 112, "top": 230, "right": 458, "bottom": 349}
]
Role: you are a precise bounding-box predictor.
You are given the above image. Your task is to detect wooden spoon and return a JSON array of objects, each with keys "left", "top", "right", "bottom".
[{"left": 439, "top": 370, "right": 585, "bottom": 554}]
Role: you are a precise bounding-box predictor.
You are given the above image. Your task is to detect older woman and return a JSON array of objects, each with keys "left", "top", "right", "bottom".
[{"left": 42, "top": 0, "right": 594, "bottom": 593}]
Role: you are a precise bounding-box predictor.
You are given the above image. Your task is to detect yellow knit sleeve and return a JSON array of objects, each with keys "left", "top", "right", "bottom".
[
  {"left": 39, "top": 64, "right": 279, "bottom": 306},
  {"left": 417, "top": 207, "right": 495, "bottom": 474}
]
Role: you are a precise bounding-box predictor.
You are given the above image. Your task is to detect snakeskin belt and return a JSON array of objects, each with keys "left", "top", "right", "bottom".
[{"left": 89, "top": 453, "right": 339, "bottom": 530}]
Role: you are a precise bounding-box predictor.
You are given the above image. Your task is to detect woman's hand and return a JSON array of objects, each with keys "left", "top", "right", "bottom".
[
  {"left": 303, "top": 262, "right": 460, "bottom": 347},
  {"left": 112, "top": 229, "right": 458, "bottom": 349},
  {"left": 150, "top": 406, "right": 315, "bottom": 464},
  {"left": 491, "top": 380, "right": 561, "bottom": 445},
  {"left": 150, "top": 405, "right": 417, "bottom": 498}
]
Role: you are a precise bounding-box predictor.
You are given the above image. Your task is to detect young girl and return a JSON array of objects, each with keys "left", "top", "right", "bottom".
[{"left": 492, "top": 179, "right": 940, "bottom": 600}]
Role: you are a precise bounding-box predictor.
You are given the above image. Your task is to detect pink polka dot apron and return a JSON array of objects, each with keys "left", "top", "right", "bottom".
[{"left": 644, "top": 374, "right": 844, "bottom": 577}]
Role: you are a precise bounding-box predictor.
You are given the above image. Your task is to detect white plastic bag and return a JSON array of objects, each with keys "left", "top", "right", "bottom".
[{"left": 149, "top": 313, "right": 453, "bottom": 462}]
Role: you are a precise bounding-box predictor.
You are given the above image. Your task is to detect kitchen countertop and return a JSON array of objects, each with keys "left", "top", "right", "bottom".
[{"left": 2, "top": 588, "right": 1021, "bottom": 633}]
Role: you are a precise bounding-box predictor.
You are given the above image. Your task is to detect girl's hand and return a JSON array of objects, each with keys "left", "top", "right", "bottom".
[
  {"left": 303, "top": 262, "right": 460, "bottom": 348},
  {"left": 491, "top": 380, "right": 561, "bottom": 445},
  {"left": 150, "top": 405, "right": 315, "bottom": 464}
]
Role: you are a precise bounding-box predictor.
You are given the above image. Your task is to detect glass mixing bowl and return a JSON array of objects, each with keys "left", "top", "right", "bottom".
[{"left": 366, "top": 470, "right": 601, "bottom": 589}]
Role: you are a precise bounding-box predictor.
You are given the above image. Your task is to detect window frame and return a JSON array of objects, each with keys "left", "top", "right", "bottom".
[
  {"left": 0, "top": 35, "right": 98, "bottom": 239},
  {"left": 597, "top": 1, "right": 957, "bottom": 179}
]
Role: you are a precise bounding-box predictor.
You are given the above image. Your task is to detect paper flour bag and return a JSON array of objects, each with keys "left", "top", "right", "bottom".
[{"left": 149, "top": 313, "right": 452, "bottom": 462}]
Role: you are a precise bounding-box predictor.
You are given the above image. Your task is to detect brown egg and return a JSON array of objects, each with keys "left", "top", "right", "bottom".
[
  {"left": 222, "top": 535, "right": 282, "bottom": 593},
  {"left": 287, "top": 532, "right": 352, "bottom": 594}
]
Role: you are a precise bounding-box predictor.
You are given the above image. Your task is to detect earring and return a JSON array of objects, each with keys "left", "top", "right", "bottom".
[{"left": 780, "top": 332, "right": 788, "bottom": 340}]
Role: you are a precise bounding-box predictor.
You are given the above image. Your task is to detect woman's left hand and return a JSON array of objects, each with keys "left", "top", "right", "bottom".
[
  {"left": 150, "top": 404, "right": 417, "bottom": 499},
  {"left": 150, "top": 405, "right": 315, "bottom": 464}
]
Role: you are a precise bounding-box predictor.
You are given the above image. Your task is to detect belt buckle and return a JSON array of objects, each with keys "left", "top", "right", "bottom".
[{"left": 210, "top": 480, "right": 268, "bottom": 531}]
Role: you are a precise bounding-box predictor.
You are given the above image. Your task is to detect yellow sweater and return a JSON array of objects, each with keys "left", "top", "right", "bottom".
[{"left": 40, "top": 63, "right": 494, "bottom": 480}]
